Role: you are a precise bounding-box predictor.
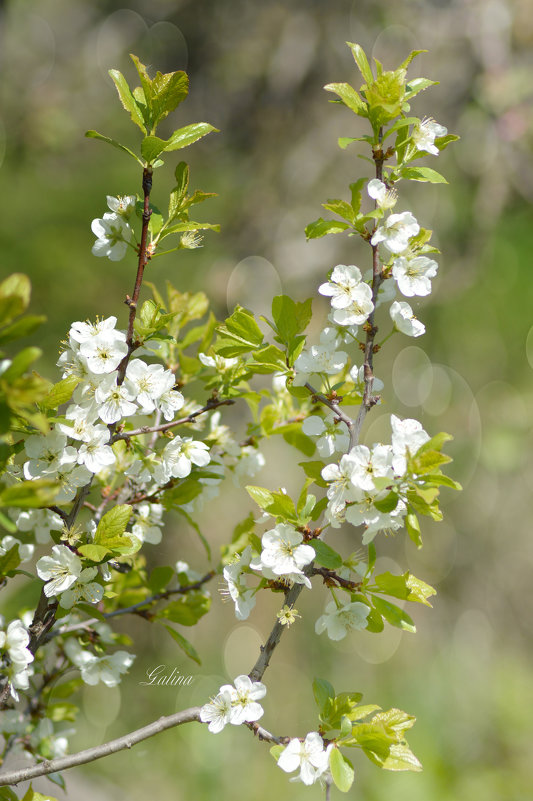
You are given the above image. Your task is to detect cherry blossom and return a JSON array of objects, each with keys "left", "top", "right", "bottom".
[
  {"left": 392, "top": 255, "right": 438, "bottom": 297},
  {"left": 390, "top": 300, "right": 426, "bottom": 337},
  {"left": 371, "top": 211, "right": 420, "bottom": 254}
]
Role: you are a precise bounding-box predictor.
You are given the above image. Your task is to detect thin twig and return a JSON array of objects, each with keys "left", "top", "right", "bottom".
[
  {"left": 45, "top": 571, "right": 216, "bottom": 641},
  {"left": 304, "top": 383, "right": 357, "bottom": 450},
  {"left": 111, "top": 397, "right": 235, "bottom": 443}
]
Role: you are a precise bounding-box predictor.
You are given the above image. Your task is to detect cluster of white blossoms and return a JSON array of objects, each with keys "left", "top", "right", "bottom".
[
  {"left": 0, "top": 617, "right": 34, "bottom": 701},
  {"left": 322, "top": 414, "right": 429, "bottom": 540},
  {"left": 64, "top": 638, "right": 135, "bottom": 687},
  {"left": 200, "top": 674, "right": 266, "bottom": 733}
]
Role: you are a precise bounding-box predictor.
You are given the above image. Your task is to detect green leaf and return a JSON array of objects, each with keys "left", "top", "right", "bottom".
[
  {"left": 41, "top": 375, "right": 80, "bottom": 410},
  {"left": 416, "top": 431, "right": 453, "bottom": 455},
  {"left": 0, "top": 273, "right": 31, "bottom": 325},
  {"left": 0, "top": 315, "right": 46, "bottom": 345},
  {"left": 94, "top": 505, "right": 133, "bottom": 554},
  {"left": 330, "top": 748, "right": 355, "bottom": 792},
  {"left": 77, "top": 543, "right": 110, "bottom": 562},
  {"left": 305, "top": 217, "right": 350, "bottom": 239},
  {"left": 151, "top": 70, "right": 189, "bottom": 127},
  {"left": 298, "top": 460, "right": 328, "bottom": 488},
  {"left": 159, "top": 123, "right": 219, "bottom": 154},
  {"left": 163, "top": 625, "right": 201, "bottom": 665},
  {"left": 0, "top": 479, "right": 59, "bottom": 508},
  {"left": 322, "top": 199, "right": 356, "bottom": 224},
  {"left": 324, "top": 82, "right": 366, "bottom": 115},
  {"left": 400, "top": 166, "right": 447, "bottom": 184},
  {"left": 141, "top": 135, "right": 169, "bottom": 164},
  {"left": 383, "top": 116, "right": 419, "bottom": 140},
  {"left": 405, "top": 512, "right": 422, "bottom": 548},
  {"left": 405, "top": 573, "right": 436, "bottom": 606},
  {"left": 0, "top": 544, "right": 21, "bottom": 576},
  {"left": 404, "top": 77, "right": 438, "bottom": 100},
  {"left": 0, "top": 787, "right": 20, "bottom": 800},
  {"left": 271, "top": 295, "right": 312, "bottom": 343},
  {"left": 158, "top": 592, "right": 210, "bottom": 626},
  {"left": 148, "top": 565, "right": 175, "bottom": 594},
  {"left": 130, "top": 54, "right": 153, "bottom": 114},
  {"left": 372, "top": 596, "right": 416, "bottom": 633},
  {"left": 85, "top": 130, "right": 144, "bottom": 166},
  {"left": 109, "top": 69, "right": 147, "bottom": 133},
  {"left": 347, "top": 42, "right": 374, "bottom": 84},
  {"left": 382, "top": 742, "right": 422, "bottom": 772},
  {"left": 313, "top": 677, "right": 335, "bottom": 711},
  {"left": 215, "top": 306, "right": 264, "bottom": 355},
  {"left": 311, "top": 540, "right": 342, "bottom": 569},
  {"left": 1, "top": 347, "right": 42, "bottom": 379},
  {"left": 373, "top": 491, "right": 399, "bottom": 514}
]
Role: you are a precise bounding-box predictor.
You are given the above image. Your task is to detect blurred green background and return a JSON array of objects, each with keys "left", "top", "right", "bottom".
[{"left": 1, "top": 0, "right": 533, "bottom": 798}]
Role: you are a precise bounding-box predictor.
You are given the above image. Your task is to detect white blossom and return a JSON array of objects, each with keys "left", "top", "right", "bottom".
[
  {"left": 106, "top": 194, "right": 136, "bottom": 217},
  {"left": 392, "top": 255, "right": 438, "bottom": 297},
  {"left": 348, "top": 443, "right": 393, "bottom": 492},
  {"left": 390, "top": 300, "right": 426, "bottom": 337},
  {"left": 79, "top": 331, "right": 128, "bottom": 375},
  {"left": 36, "top": 545, "right": 83, "bottom": 598},
  {"left": 0, "top": 618, "right": 34, "bottom": 701},
  {"left": 222, "top": 546, "right": 256, "bottom": 621},
  {"left": 412, "top": 118, "right": 447, "bottom": 155},
  {"left": 59, "top": 567, "right": 103, "bottom": 609},
  {"left": 390, "top": 414, "right": 430, "bottom": 475},
  {"left": 367, "top": 178, "right": 397, "bottom": 209},
  {"left": 126, "top": 359, "right": 174, "bottom": 413},
  {"left": 321, "top": 453, "right": 363, "bottom": 514},
  {"left": 65, "top": 639, "right": 135, "bottom": 686},
  {"left": 77, "top": 425, "right": 116, "bottom": 474},
  {"left": 131, "top": 503, "right": 163, "bottom": 545},
  {"left": 95, "top": 375, "right": 138, "bottom": 424},
  {"left": 200, "top": 688, "right": 235, "bottom": 734},
  {"left": 318, "top": 264, "right": 365, "bottom": 309},
  {"left": 315, "top": 600, "right": 370, "bottom": 640},
  {"left": 69, "top": 316, "right": 121, "bottom": 346},
  {"left": 0, "top": 536, "right": 34, "bottom": 563},
  {"left": 302, "top": 412, "right": 350, "bottom": 457},
  {"left": 330, "top": 281, "right": 374, "bottom": 327},
  {"left": 155, "top": 436, "right": 210, "bottom": 482},
  {"left": 229, "top": 674, "right": 266, "bottom": 724},
  {"left": 23, "top": 429, "right": 77, "bottom": 479},
  {"left": 371, "top": 211, "right": 420, "bottom": 254},
  {"left": 11, "top": 508, "right": 63, "bottom": 544},
  {"left": 277, "top": 731, "right": 332, "bottom": 785},
  {"left": 294, "top": 330, "right": 348, "bottom": 385},
  {"left": 91, "top": 212, "right": 132, "bottom": 261},
  {"left": 255, "top": 523, "right": 314, "bottom": 582}
]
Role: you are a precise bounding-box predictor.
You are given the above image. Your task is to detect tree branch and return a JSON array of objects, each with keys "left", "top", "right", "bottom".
[
  {"left": 248, "top": 577, "right": 308, "bottom": 683},
  {"left": 46, "top": 571, "right": 216, "bottom": 641},
  {"left": 116, "top": 167, "right": 153, "bottom": 386},
  {"left": 111, "top": 397, "right": 235, "bottom": 443},
  {"left": 304, "top": 383, "right": 357, "bottom": 450},
  {"left": 0, "top": 706, "right": 202, "bottom": 786}
]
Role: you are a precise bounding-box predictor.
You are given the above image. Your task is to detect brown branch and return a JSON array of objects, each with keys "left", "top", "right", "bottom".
[
  {"left": 248, "top": 574, "right": 309, "bottom": 683},
  {"left": 45, "top": 571, "right": 216, "bottom": 641},
  {"left": 354, "top": 129, "right": 385, "bottom": 443},
  {"left": 310, "top": 566, "right": 361, "bottom": 592},
  {"left": 111, "top": 397, "right": 235, "bottom": 443},
  {"left": 304, "top": 383, "right": 357, "bottom": 451},
  {"left": 0, "top": 706, "right": 202, "bottom": 786},
  {"left": 116, "top": 166, "right": 153, "bottom": 386}
]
